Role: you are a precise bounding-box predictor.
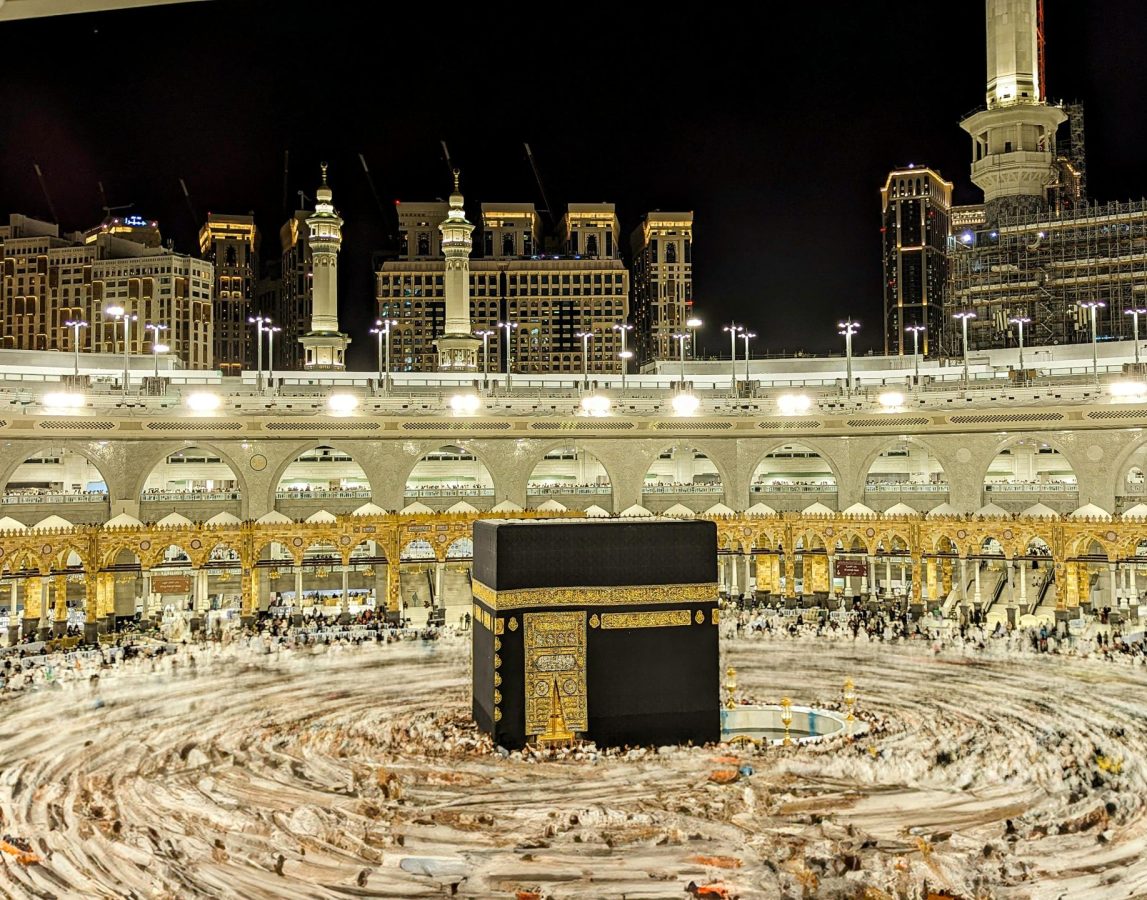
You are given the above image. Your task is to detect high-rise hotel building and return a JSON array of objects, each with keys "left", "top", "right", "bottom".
[
  {"left": 199, "top": 213, "right": 259, "bottom": 374},
  {"left": 630, "top": 212, "right": 693, "bottom": 364},
  {"left": 880, "top": 167, "right": 951, "bottom": 356},
  {"left": 376, "top": 200, "right": 629, "bottom": 375},
  {"left": 0, "top": 213, "right": 213, "bottom": 368}
]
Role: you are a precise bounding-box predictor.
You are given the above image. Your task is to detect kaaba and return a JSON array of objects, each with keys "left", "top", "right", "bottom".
[{"left": 471, "top": 518, "right": 719, "bottom": 749}]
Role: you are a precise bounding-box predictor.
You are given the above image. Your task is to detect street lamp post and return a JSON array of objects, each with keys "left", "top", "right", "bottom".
[
  {"left": 905, "top": 323, "right": 925, "bottom": 385},
  {"left": 723, "top": 323, "right": 742, "bottom": 391},
  {"left": 576, "top": 331, "right": 594, "bottom": 389},
  {"left": 612, "top": 322, "right": 633, "bottom": 389},
  {"left": 267, "top": 325, "right": 281, "bottom": 386},
  {"left": 474, "top": 329, "right": 495, "bottom": 388},
  {"left": 838, "top": 318, "right": 859, "bottom": 397},
  {"left": 248, "top": 315, "right": 270, "bottom": 388},
  {"left": 151, "top": 341, "right": 168, "bottom": 378},
  {"left": 1008, "top": 316, "right": 1031, "bottom": 370},
  {"left": 739, "top": 330, "right": 756, "bottom": 383},
  {"left": 686, "top": 317, "right": 702, "bottom": 360},
  {"left": 498, "top": 321, "right": 517, "bottom": 390},
  {"left": 672, "top": 332, "right": 689, "bottom": 384},
  {"left": 1125, "top": 307, "right": 1147, "bottom": 366},
  {"left": 370, "top": 319, "right": 397, "bottom": 393},
  {"left": 106, "top": 305, "right": 136, "bottom": 396},
  {"left": 1081, "top": 300, "right": 1106, "bottom": 384},
  {"left": 953, "top": 311, "right": 976, "bottom": 390},
  {"left": 64, "top": 319, "right": 87, "bottom": 378},
  {"left": 144, "top": 323, "right": 168, "bottom": 379}
]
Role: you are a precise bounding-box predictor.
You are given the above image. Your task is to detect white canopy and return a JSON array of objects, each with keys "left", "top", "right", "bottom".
[
  {"left": 31, "top": 514, "right": 73, "bottom": 531},
  {"left": 352, "top": 502, "right": 387, "bottom": 516},
  {"left": 156, "top": 512, "right": 194, "bottom": 527},
  {"left": 255, "top": 510, "right": 293, "bottom": 525},
  {"left": 535, "top": 499, "right": 567, "bottom": 512},
  {"left": 619, "top": 504, "right": 653, "bottom": 517},
  {"left": 304, "top": 509, "right": 337, "bottom": 524},
  {"left": 1068, "top": 502, "right": 1112, "bottom": 521},
  {"left": 205, "top": 511, "right": 242, "bottom": 526},
  {"left": 1020, "top": 502, "right": 1060, "bottom": 520},
  {"left": 400, "top": 501, "right": 435, "bottom": 515},
  {"left": 490, "top": 500, "right": 524, "bottom": 513},
  {"left": 662, "top": 503, "right": 695, "bottom": 518},
  {"left": 802, "top": 501, "right": 834, "bottom": 515},
  {"left": 0, "top": 516, "right": 26, "bottom": 532},
  {"left": 974, "top": 502, "right": 1010, "bottom": 519},
  {"left": 445, "top": 500, "right": 480, "bottom": 514},
  {"left": 584, "top": 505, "right": 611, "bottom": 518},
  {"left": 883, "top": 502, "right": 919, "bottom": 517},
  {"left": 744, "top": 501, "right": 777, "bottom": 517},
  {"left": 1122, "top": 503, "right": 1147, "bottom": 520},
  {"left": 842, "top": 502, "right": 876, "bottom": 517},
  {"left": 927, "top": 501, "right": 959, "bottom": 518},
  {"left": 703, "top": 502, "right": 736, "bottom": 517},
  {"left": 105, "top": 512, "right": 143, "bottom": 528}
]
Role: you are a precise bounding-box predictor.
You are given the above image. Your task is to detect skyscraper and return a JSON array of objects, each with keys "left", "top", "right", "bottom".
[
  {"left": 630, "top": 212, "right": 693, "bottom": 364},
  {"left": 198, "top": 213, "right": 259, "bottom": 374},
  {"left": 275, "top": 211, "right": 310, "bottom": 372},
  {"left": 880, "top": 167, "right": 951, "bottom": 356}
]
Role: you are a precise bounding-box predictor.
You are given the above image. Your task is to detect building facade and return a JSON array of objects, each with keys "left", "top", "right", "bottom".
[
  {"left": 198, "top": 214, "right": 259, "bottom": 375},
  {"left": 630, "top": 212, "right": 693, "bottom": 364},
  {"left": 0, "top": 214, "right": 214, "bottom": 368},
  {"left": 880, "top": 168, "right": 951, "bottom": 356},
  {"left": 376, "top": 201, "right": 629, "bottom": 375},
  {"left": 275, "top": 212, "right": 311, "bottom": 371}
]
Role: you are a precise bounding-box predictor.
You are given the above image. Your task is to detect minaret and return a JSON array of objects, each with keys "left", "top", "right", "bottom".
[
  {"left": 960, "top": 0, "right": 1066, "bottom": 222},
  {"left": 435, "top": 170, "right": 480, "bottom": 371},
  {"left": 300, "top": 163, "right": 350, "bottom": 370}
]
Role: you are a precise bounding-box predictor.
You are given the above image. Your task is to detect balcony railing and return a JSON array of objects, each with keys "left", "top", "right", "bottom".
[
  {"left": 142, "top": 490, "right": 241, "bottom": 502},
  {"left": 403, "top": 487, "right": 495, "bottom": 497},
  {"left": 752, "top": 483, "right": 838, "bottom": 494},
  {"left": 527, "top": 484, "right": 612, "bottom": 495},
  {"left": 276, "top": 489, "right": 373, "bottom": 500},
  {"left": 642, "top": 483, "right": 724, "bottom": 494},
  {"left": 984, "top": 482, "right": 1077, "bottom": 493},
  {"left": 865, "top": 482, "right": 949, "bottom": 493},
  {"left": 2, "top": 491, "right": 108, "bottom": 504}
]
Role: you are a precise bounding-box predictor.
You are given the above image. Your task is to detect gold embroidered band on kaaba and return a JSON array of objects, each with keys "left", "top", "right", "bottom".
[{"left": 472, "top": 581, "right": 717, "bottom": 611}]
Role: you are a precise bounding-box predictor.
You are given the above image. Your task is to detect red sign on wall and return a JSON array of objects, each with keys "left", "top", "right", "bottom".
[{"left": 834, "top": 559, "right": 868, "bottom": 578}]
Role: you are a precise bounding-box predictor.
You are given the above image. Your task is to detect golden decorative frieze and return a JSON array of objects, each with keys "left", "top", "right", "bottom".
[
  {"left": 472, "top": 580, "right": 717, "bottom": 610},
  {"left": 599, "top": 610, "right": 692, "bottom": 629}
]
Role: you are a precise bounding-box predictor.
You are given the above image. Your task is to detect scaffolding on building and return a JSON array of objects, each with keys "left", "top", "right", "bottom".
[{"left": 946, "top": 198, "right": 1147, "bottom": 355}]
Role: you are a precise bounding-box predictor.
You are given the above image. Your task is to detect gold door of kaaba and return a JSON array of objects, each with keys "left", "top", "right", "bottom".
[{"left": 523, "top": 611, "right": 588, "bottom": 737}]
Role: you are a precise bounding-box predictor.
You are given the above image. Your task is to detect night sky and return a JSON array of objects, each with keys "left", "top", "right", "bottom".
[{"left": 2, "top": 0, "right": 1145, "bottom": 367}]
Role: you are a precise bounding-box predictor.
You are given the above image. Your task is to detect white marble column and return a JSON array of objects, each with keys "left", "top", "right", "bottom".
[
  {"left": 1018, "top": 559, "right": 1027, "bottom": 610},
  {"left": 1109, "top": 562, "right": 1118, "bottom": 608},
  {"left": 960, "top": 557, "right": 969, "bottom": 605},
  {"left": 973, "top": 562, "right": 982, "bottom": 605},
  {"left": 294, "top": 567, "right": 304, "bottom": 610},
  {"left": 730, "top": 554, "right": 740, "bottom": 597},
  {"left": 341, "top": 566, "right": 350, "bottom": 615}
]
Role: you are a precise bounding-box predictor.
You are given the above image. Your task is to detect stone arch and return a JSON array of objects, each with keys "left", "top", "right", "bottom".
[
  {"left": 131, "top": 441, "right": 251, "bottom": 514},
  {"left": 859, "top": 436, "right": 950, "bottom": 510},
  {"left": 522, "top": 441, "right": 617, "bottom": 509},
  {"left": 750, "top": 439, "right": 845, "bottom": 489},
  {"left": 1068, "top": 532, "right": 1116, "bottom": 560},
  {"left": 978, "top": 435, "right": 1079, "bottom": 494},
  {"left": 641, "top": 441, "right": 729, "bottom": 512},
  {"left": 401, "top": 443, "right": 498, "bottom": 505},
  {"left": 269, "top": 441, "right": 377, "bottom": 498},
  {"left": 1110, "top": 437, "right": 1147, "bottom": 506},
  {"left": 0, "top": 443, "right": 113, "bottom": 497},
  {"left": 748, "top": 439, "right": 843, "bottom": 512}
]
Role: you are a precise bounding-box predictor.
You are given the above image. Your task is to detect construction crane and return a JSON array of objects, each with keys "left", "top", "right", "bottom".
[
  {"left": 524, "top": 143, "right": 553, "bottom": 223},
  {"left": 178, "top": 178, "right": 198, "bottom": 230},
  {"left": 97, "top": 181, "right": 133, "bottom": 220},
  {"left": 33, "top": 163, "right": 59, "bottom": 223}
]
